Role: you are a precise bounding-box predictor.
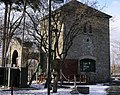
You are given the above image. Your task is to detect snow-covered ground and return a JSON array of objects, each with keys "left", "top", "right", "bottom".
[{"left": 0, "top": 83, "right": 109, "bottom": 95}]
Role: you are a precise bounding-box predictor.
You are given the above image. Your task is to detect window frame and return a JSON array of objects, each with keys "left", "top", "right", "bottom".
[{"left": 80, "top": 59, "right": 96, "bottom": 72}]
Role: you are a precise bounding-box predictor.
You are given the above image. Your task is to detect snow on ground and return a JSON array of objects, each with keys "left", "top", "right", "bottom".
[{"left": 0, "top": 83, "right": 109, "bottom": 95}]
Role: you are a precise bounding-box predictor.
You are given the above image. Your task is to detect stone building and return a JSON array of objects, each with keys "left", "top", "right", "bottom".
[
  {"left": 45, "top": 0, "right": 112, "bottom": 84},
  {"left": 63, "top": 0, "right": 111, "bottom": 83},
  {"left": 0, "top": 0, "right": 111, "bottom": 85},
  {"left": 9, "top": 37, "right": 40, "bottom": 81},
  {"left": 9, "top": 37, "right": 39, "bottom": 67},
  {"left": 0, "top": 37, "right": 40, "bottom": 87}
]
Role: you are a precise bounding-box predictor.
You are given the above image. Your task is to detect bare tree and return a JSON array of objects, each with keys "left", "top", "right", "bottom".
[
  {"left": 4, "top": 0, "right": 110, "bottom": 93},
  {"left": 0, "top": 0, "right": 43, "bottom": 66},
  {"left": 111, "top": 40, "right": 120, "bottom": 75},
  {"left": 24, "top": 0, "right": 108, "bottom": 92},
  {"left": 20, "top": 0, "right": 49, "bottom": 85},
  {"left": 49, "top": 0, "right": 108, "bottom": 92},
  {"left": 0, "top": 0, "right": 25, "bottom": 66}
]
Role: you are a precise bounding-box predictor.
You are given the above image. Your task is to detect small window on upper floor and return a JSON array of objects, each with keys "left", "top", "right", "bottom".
[
  {"left": 83, "top": 23, "right": 87, "bottom": 33},
  {"left": 83, "top": 23, "right": 92, "bottom": 34},
  {"left": 89, "top": 24, "right": 92, "bottom": 33},
  {"left": 86, "top": 38, "right": 89, "bottom": 42}
]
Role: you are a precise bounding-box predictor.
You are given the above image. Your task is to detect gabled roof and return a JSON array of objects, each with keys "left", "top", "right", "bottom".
[
  {"left": 13, "top": 37, "right": 34, "bottom": 48},
  {"left": 59, "top": 0, "right": 112, "bottom": 18},
  {"left": 41, "top": 0, "right": 112, "bottom": 21}
]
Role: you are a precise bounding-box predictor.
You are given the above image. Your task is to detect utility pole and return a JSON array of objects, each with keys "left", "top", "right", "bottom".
[
  {"left": 47, "top": 0, "right": 64, "bottom": 94},
  {"left": 48, "top": 0, "right": 52, "bottom": 94},
  {"left": 20, "top": 0, "right": 26, "bottom": 87}
]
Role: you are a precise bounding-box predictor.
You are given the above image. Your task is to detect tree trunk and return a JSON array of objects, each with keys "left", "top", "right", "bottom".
[
  {"left": 52, "top": 61, "right": 62, "bottom": 93},
  {"left": 28, "top": 71, "right": 37, "bottom": 86},
  {"left": 60, "top": 69, "right": 63, "bottom": 87},
  {"left": 28, "top": 64, "right": 40, "bottom": 86},
  {"left": 52, "top": 72, "right": 58, "bottom": 93},
  {"left": 2, "top": 3, "right": 8, "bottom": 66}
]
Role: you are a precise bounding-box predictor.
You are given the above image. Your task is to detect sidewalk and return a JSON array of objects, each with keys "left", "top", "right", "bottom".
[
  {"left": 0, "top": 86, "right": 37, "bottom": 91},
  {"left": 106, "top": 86, "right": 120, "bottom": 94},
  {"left": 0, "top": 84, "right": 108, "bottom": 95}
]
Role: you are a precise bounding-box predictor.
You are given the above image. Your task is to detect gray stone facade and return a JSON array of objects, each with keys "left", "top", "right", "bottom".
[
  {"left": 40, "top": 0, "right": 111, "bottom": 83},
  {"left": 62, "top": 0, "right": 111, "bottom": 83}
]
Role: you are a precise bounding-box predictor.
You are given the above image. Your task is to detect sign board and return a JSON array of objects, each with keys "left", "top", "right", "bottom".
[
  {"left": 80, "top": 59, "right": 95, "bottom": 72},
  {"left": 52, "top": 0, "right": 64, "bottom": 3}
]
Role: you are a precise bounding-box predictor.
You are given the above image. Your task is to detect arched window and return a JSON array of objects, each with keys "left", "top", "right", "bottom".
[
  {"left": 80, "top": 59, "right": 95, "bottom": 72},
  {"left": 12, "top": 50, "right": 18, "bottom": 67}
]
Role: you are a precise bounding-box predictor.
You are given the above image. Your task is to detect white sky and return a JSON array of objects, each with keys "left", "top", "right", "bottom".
[{"left": 95, "top": 0, "right": 120, "bottom": 41}]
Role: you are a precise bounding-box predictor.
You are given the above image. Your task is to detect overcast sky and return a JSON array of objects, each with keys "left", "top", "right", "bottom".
[
  {"left": 91, "top": 0, "right": 120, "bottom": 41},
  {"left": 98, "top": 0, "right": 120, "bottom": 41},
  {"left": 90, "top": 0, "right": 120, "bottom": 63}
]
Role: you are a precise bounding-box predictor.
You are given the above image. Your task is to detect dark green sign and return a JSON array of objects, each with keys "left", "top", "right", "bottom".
[{"left": 80, "top": 59, "right": 95, "bottom": 72}]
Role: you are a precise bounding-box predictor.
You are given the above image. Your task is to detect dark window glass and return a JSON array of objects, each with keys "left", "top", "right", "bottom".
[
  {"left": 84, "top": 23, "right": 87, "bottom": 33},
  {"left": 89, "top": 25, "right": 92, "bottom": 33},
  {"left": 86, "top": 39, "right": 89, "bottom": 42},
  {"left": 80, "top": 59, "right": 95, "bottom": 72}
]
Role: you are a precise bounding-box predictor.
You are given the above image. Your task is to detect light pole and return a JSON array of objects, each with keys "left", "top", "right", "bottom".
[
  {"left": 48, "top": 0, "right": 64, "bottom": 94},
  {"left": 48, "top": 0, "right": 52, "bottom": 94}
]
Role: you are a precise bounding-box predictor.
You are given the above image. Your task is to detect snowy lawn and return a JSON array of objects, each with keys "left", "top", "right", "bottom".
[{"left": 0, "top": 83, "right": 109, "bottom": 95}]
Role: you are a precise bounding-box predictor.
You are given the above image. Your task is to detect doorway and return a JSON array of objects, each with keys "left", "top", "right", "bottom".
[{"left": 12, "top": 50, "right": 18, "bottom": 67}]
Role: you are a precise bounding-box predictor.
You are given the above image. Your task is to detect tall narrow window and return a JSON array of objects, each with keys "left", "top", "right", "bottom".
[
  {"left": 89, "top": 24, "right": 92, "bottom": 33},
  {"left": 84, "top": 23, "right": 87, "bottom": 33}
]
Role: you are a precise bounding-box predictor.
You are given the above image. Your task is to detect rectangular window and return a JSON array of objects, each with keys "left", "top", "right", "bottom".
[
  {"left": 89, "top": 25, "right": 92, "bottom": 33},
  {"left": 83, "top": 23, "right": 87, "bottom": 33},
  {"left": 80, "top": 59, "right": 95, "bottom": 72}
]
